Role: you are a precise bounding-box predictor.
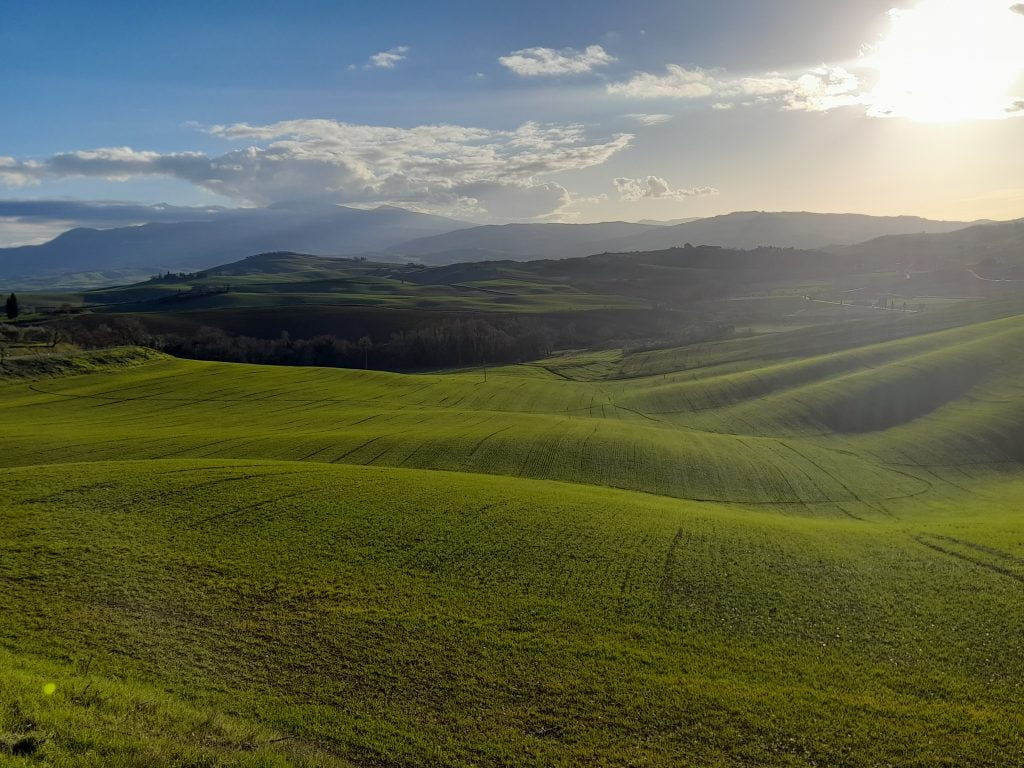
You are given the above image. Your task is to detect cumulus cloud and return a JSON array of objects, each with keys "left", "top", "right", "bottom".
[
  {"left": 607, "top": 64, "right": 862, "bottom": 112},
  {"left": 499, "top": 44, "right": 615, "bottom": 76},
  {"left": 452, "top": 181, "right": 570, "bottom": 219},
  {"left": 730, "top": 66, "right": 864, "bottom": 112},
  {"left": 366, "top": 46, "right": 409, "bottom": 69},
  {"left": 623, "top": 113, "right": 673, "bottom": 126},
  {"left": 607, "top": 65, "right": 717, "bottom": 99},
  {"left": 0, "top": 157, "right": 41, "bottom": 187},
  {"left": 614, "top": 176, "right": 717, "bottom": 202},
  {"left": 609, "top": 3, "right": 1023, "bottom": 121},
  {"left": 0, "top": 120, "right": 633, "bottom": 220}
]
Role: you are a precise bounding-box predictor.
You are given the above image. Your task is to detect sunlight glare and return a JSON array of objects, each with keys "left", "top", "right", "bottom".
[{"left": 864, "top": 0, "right": 1024, "bottom": 121}]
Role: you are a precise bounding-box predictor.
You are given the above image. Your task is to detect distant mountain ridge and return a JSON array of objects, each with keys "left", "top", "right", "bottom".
[
  {"left": 0, "top": 206, "right": 469, "bottom": 281},
  {"left": 588, "top": 211, "right": 982, "bottom": 252},
  {"left": 388, "top": 211, "right": 980, "bottom": 264},
  {"left": 635, "top": 217, "right": 703, "bottom": 227},
  {"left": 387, "top": 221, "right": 662, "bottom": 264},
  {"left": 0, "top": 206, "right": 997, "bottom": 287}
]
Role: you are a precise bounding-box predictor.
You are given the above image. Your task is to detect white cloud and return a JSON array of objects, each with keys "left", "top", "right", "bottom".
[
  {"left": 614, "top": 176, "right": 717, "bottom": 202},
  {"left": 453, "top": 181, "right": 570, "bottom": 219},
  {"left": 607, "top": 63, "right": 862, "bottom": 112},
  {"left": 623, "top": 113, "right": 673, "bottom": 126},
  {"left": 607, "top": 65, "right": 717, "bottom": 99},
  {"left": 608, "top": 2, "right": 1024, "bottom": 122},
  {"left": 0, "top": 120, "right": 633, "bottom": 220},
  {"left": 366, "top": 46, "right": 409, "bottom": 70},
  {"left": 499, "top": 44, "right": 615, "bottom": 76},
  {"left": 727, "top": 66, "right": 864, "bottom": 112},
  {"left": 0, "top": 157, "right": 41, "bottom": 187}
]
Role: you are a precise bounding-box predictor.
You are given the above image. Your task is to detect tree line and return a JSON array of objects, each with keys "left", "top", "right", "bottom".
[
  {"left": 56, "top": 316, "right": 555, "bottom": 370},
  {"left": 53, "top": 310, "right": 736, "bottom": 372},
  {"left": 162, "top": 319, "right": 553, "bottom": 369}
]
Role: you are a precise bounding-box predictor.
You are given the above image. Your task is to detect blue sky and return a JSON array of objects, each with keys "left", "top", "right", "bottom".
[{"left": 2, "top": 0, "right": 1023, "bottom": 244}]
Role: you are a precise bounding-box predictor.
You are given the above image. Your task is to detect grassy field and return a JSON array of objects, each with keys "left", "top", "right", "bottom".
[
  {"left": 68, "top": 253, "right": 649, "bottom": 315},
  {"left": 3, "top": 300, "right": 1024, "bottom": 765}
]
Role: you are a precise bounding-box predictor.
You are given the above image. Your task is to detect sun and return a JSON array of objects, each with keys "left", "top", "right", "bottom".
[{"left": 863, "top": 0, "right": 1024, "bottom": 121}]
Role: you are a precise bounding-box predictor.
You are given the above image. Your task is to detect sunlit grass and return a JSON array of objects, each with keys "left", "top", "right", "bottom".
[{"left": 3, "top": 302, "right": 1024, "bottom": 764}]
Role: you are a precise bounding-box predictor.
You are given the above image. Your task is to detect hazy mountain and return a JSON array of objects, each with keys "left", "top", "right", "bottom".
[
  {"left": 635, "top": 217, "right": 703, "bottom": 226},
  {"left": 389, "top": 212, "right": 978, "bottom": 265},
  {"left": 602, "top": 211, "right": 979, "bottom": 253},
  {"left": 389, "top": 222, "right": 662, "bottom": 263},
  {"left": 0, "top": 206, "right": 992, "bottom": 285},
  {"left": 0, "top": 205, "right": 469, "bottom": 281},
  {"left": 828, "top": 218, "right": 1024, "bottom": 270}
]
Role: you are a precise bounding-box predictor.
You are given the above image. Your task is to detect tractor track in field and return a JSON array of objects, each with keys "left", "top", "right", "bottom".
[
  {"left": 657, "top": 528, "right": 685, "bottom": 621},
  {"left": 775, "top": 440, "right": 884, "bottom": 514},
  {"left": 20, "top": 469, "right": 314, "bottom": 506},
  {"left": 27, "top": 381, "right": 590, "bottom": 420},
  {"left": 297, "top": 444, "right": 337, "bottom": 462},
  {"left": 466, "top": 425, "right": 513, "bottom": 460},
  {"left": 154, "top": 463, "right": 298, "bottom": 476},
  {"left": 913, "top": 534, "right": 1024, "bottom": 584},
  {"left": 192, "top": 489, "right": 320, "bottom": 527},
  {"left": 150, "top": 437, "right": 244, "bottom": 460},
  {"left": 924, "top": 534, "right": 1024, "bottom": 566}
]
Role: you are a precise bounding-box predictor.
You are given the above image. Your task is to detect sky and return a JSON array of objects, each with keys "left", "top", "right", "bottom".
[{"left": 1, "top": 0, "right": 1023, "bottom": 245}]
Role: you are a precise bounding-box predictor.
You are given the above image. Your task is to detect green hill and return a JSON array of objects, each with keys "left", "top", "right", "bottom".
[{"left": 4, "top": 303, "right": 1024, "bottom": 765}]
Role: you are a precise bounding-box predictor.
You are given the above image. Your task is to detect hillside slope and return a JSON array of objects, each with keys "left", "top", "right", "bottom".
[
  {"left": 830, "top": 217, "right": 1024, "bottom": 271},
  {"left": 4, "top": 302, "right": 1024, "bottom": 765}
]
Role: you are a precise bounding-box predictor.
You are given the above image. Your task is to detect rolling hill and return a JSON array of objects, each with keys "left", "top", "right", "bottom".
[
  {"left": 829, "top": 217, "right": 1024, "bottom": 272},
  {"left": 3, "top": 298, "right": 1024, "bottom": 764}
]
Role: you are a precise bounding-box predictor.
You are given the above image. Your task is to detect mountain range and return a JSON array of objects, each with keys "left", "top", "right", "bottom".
[
  {"left": 390, "top": 211, "right": 980, "bottom": 264},
  {"left": 0, "top": 205, "right": 1007, "bottom": 287},
  {"left": 0, "top": 205, "right": 468, "bottom": 282}
]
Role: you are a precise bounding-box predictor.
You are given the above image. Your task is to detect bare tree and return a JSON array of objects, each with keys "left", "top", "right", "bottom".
[{"left": 357, "top": 336, "right": 373, "bottom": 369}]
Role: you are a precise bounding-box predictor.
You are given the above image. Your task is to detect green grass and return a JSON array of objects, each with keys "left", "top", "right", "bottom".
[
  {"left": 3, "top": 461, "right": 1024, "bottom": 767},
  {"left": 4, "top": 302, "right": 1024, "bottom": 765},
  {"left": 0, "top": 646, "right": 342, "bottom": 766}
]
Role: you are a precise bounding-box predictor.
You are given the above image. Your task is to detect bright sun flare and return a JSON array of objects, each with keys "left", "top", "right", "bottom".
[{"left": 865, "top": 0, "right": 1024, "bottom": 121}]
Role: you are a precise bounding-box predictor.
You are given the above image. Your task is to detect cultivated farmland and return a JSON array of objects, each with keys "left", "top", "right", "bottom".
[{"left": 2, "top": 301, "right": 1024, "bottom": 766}]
